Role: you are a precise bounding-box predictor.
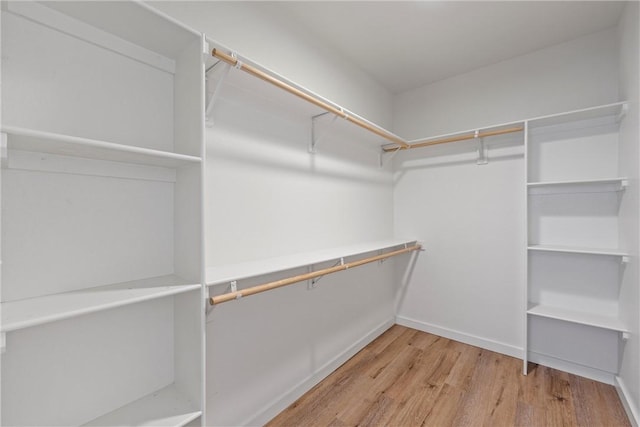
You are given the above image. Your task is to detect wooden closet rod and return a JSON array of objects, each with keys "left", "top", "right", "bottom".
[
  {"left": 382, "top": 126, "right": 524, "bottom": 152},
  {"left": 210, "top": 244, "right": 421, "bottom": 305},
  {"left": 211, "top": 49, "right": 409, "bottom": 148}
]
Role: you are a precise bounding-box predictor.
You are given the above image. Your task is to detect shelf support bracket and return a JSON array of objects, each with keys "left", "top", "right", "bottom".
[
  {"left": 310, "top": 112, "right": 337, "bottom": 154},
  {"left": 476, "top": 130, "right": 488, "bottom": 165},
  {"left": 1, "top": 132, "right": 7, "bottom": 167},
  {"left": 0, "top": 332, "right": 5, "bottom": 354},
  {"left": 307, "top": 265, "right": 317, "bottom": 290},
  {"left": 622, "top": 331, "right": 630, "bottom": 341},
  {"left": 205, "top": 62, "right": 231, "bottom": 127},
  {"left": 379, "top": 145, "right": 401, "bottom": 168},
  {"left": 621, "top": 256, "right": 630, "bottom": 265},
  {"left": 617, "top": 103, "right": 629, "bottom": 123}
]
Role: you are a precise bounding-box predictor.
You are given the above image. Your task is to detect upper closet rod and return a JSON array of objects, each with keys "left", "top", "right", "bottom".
[
  {"left": 211, "top": 49, "right": 409, "bottom": 148},
  {"left": 210, "top": 244, "right": 421, "bottom": 305},
  {"left": 382, "top": 126, "right": 524, "bottom": 152}
]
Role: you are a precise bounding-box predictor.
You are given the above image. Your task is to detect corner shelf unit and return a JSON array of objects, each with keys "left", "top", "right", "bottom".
[
  {"left": 524, "top": 101, "right": 630, "bottom": 383},
  {"left": 1, "top": 2, "right": 205, "bottom": 426}
]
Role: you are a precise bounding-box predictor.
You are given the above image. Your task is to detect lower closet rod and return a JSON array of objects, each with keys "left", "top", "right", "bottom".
[{"left": 210, "top": 244, "right": 422, "bottom": 305}]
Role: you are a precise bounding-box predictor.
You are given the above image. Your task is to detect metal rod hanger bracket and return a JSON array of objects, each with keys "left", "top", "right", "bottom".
[
  {"left": 310, "top": 112, "right": 338, "bottom": 154},
  {"left": 1, "top": 132, "right": 7, "bottom": 166},
  {"left": 379, "top": 145, "right": 401, "bottom": 169},
  {"left": 475, "top": 130, "right": 488, "bottom": 165},
  {"left": 209, "top": 244, "right": 422, "bottom": 305},
  {"left": 617, "top": 103, "right": 629, "bottom": 123},
  {"left": 205, "top": 62, "right": 231, "bottom": 127}
]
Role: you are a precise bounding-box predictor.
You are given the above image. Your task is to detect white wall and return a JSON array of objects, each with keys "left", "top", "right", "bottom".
[
  {"left": 392, "top": 29, "right": 620, "bottom": 357},
  {"left": 201, "top": 80, "right": 396, "bottom": 424},
  {"left": 146, "top": 3, "right": 400, "bottom": 425},
  {"left": 617, "top": 2, "right": 640, "bottom": 424},
  {"left": 393, "top": 28, "right": 619, "bottom": 138},
  {"left": 149, "top": 1, "right": 393, "bottom": 129}
]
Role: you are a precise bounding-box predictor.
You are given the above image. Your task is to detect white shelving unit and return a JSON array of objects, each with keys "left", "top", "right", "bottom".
[
  {"left": 1, "top": 2, "right": 205, "bottom": 425},
  {"left": 524, "top": 102, "right": 629, "bottom": 383}
]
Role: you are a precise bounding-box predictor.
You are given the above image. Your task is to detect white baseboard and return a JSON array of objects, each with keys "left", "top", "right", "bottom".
[
  {"left": 395, "top": 315, "right": 522, "bottom": 359},
  {"left": 616, "top": 375, "right": 640, "bottom": 427},
  {"left": 242, "top": 317, "right": 395, "bottom": 426}
]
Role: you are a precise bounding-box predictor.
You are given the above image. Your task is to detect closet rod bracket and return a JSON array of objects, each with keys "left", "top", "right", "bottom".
[
  {"left": 475, "top": 130, "right": 488, "bottom": 165},
  {"left": 310, "top": 112, "right": 337, "bottom": 154},
  {"left": 307, "top": 265, "right": 317, "bottom": 289},
  {"left": 617, "top": 103, "right": 629, "bottom": 123},
  {"left": 0, "top": 332, "right": 5, "bottom": 354},
  {"left": 1, "top": 132, "right": 7, "bottom": 166},
  {"left": 205, "top": 62, "right": 231, "bottom": 127},
  {"left": 379, "top": 145, "right": 401, "bottom": 168}
]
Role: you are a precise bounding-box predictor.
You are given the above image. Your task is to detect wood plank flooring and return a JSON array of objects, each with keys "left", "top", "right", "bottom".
[{"left": 267, "top": 325, "right": 630, "bottom": 427}]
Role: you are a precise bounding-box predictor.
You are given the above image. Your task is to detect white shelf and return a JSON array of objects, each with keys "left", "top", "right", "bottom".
[
  {"left": 1, "top": 275, "right": 201, "bottom": 332},
  {"left": 528, "top": 244, "right": 629, "bottom": 257},
  {"left": 1, "top": 126, "right": 201, "bottom": 168},
  {"left": 8, "top": 1, "right": 199, "bottom": 67},
  {"left": 527, "top": 303, "right": 628, "bottom": 332},
  {"left": 528, "top": 102, "right": 627, "bottom": 129},
  {"left": 83, "top": 384, "right": 201, "bottom": 427},
  {"left": 527, "top": 178, "right": 627, "bottom": 194},
  {"left": 206, "top": 239, "right": 419, "bottom": 287}
]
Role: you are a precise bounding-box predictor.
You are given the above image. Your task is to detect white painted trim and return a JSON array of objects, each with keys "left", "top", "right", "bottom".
[
  {"left": 395, "top": 315, "right": 523, "bottom": 359},
  {"left": 616, "top": 375, "right": 640, "bottom": 427},
  {"left": 242, "top": 318, "right": 395, "bottom": 426},
  {"left": 528, "top": 351, "right": 615, "bottom": 385}
]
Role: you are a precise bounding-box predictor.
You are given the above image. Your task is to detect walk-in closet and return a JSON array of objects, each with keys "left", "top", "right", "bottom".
[{"left": 1, "top": 1, "right": 638, "bottom": 426}]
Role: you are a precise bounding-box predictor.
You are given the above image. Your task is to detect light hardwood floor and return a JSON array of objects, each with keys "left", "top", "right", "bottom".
[{"left": 267, "top": 325, "right": 630, "bottom": 427}]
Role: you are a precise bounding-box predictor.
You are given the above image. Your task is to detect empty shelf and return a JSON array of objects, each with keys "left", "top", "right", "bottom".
[
  {"left": 527, "top": 102, "right": 627, "bottom": 129},
  {"left": 83, "top": 384, "right": 201, "bottom": 427},
  {"left": 527, "top": 178, "right": 627, "bottom": 194},
  {"left": 528, "top": 245, "right": 629, "bottom": 257},
  {"left": 527, "top": 303, "right": 628, "bottom": 332},
  {"left": 2, "top": 126, "right": 201, "bottom": 168},
  {"left": 206, "top": 239, "right": 419, "bottom": 287},
  {"left": 1, "top": 275, "right": 201, "bottom": 332}
]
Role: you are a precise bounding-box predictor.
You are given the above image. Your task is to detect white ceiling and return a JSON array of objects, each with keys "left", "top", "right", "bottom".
[{"left": 256, "top": 1, "right": 626, "bottom": 94}]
